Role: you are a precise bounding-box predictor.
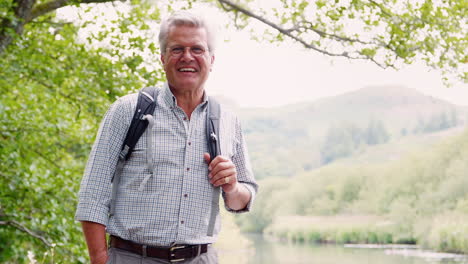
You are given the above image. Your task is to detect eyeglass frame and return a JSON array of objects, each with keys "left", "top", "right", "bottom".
[{"left": 165, "top": 45, "right": 210, "bottom": 58}]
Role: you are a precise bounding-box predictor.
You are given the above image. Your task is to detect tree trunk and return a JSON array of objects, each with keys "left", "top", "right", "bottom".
[{"left": 0, "top": 0, "right": 36, "bottom": 54}]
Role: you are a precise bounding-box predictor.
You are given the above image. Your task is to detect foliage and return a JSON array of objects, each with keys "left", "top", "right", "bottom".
[
  {"left": 234, "top": 178, "right": 290, "bottom": 232},
  {"left": 237, "top": 129, "right": 468, "bottom": 253},
  {"left": 241, "top": 85, "right": 465, "bottom": 180},
  {"left": 320, "top": 120, "right": 390, "bottom": 164},
  {"left": 365, "top": 119, "right": 390, "bottom": 145},
  {"left": 215, "top": 0, "right": 467, "bottom": 84},
  {"left": 1, "top": 0, "right": 466, "bottom": 83},
  {"left": 413, "top": 110, "right": 459, "bottom": 133},
  {"left": 0, "top": 8, "right": 162, "bottom": 263},
  {"left": 426, "top": 213, "right": 468, "bottom": 254},
  {"left": 265, "top": 216, "right": 396, "bottom": 244},
  {"left": 1, "top": 0, "right": 467, "bottom": 262},
  {"left": 215, "top": 211, "right": 253, "bottom": 264},
  {"left": 321, "top": 123, "right": 363, "bottom": 164}
]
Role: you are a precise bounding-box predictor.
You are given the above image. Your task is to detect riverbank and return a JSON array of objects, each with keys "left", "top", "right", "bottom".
[
  {"left": 239, "top": 233, "right": 468, "bottom": 264},
  {"left": 264, "top": 215, "right": 468, "bottom": 255}
]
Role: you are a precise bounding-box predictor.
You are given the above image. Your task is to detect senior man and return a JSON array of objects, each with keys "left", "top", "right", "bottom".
[{"left": 76, "top": 10, "right": 258, "bottom": 264}]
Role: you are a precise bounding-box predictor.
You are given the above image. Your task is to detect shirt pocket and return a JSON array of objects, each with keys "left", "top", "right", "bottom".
[
  {"left": 123, "top": 131, "right": 152, "bottom": 181},
  {"left": 220, "top": 130, "right": 236, "bottom": 159}
]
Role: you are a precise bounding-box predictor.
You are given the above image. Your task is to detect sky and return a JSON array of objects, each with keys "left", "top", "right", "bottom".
[
  {"left": 189, "top": 4, "right": 468, "bottom": 109},
  {"left": 207, "top": 30, "right": 468, "bottom": 108},
  {"left": 59, "top": 4, "right": 468, "bottom": 109}
]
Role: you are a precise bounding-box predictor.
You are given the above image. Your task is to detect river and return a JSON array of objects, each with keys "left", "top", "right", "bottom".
[{"left": 219, "top": 233, "right": 468, "bottom": 264}]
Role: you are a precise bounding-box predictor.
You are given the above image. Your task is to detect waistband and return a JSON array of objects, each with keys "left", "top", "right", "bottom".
[{"left": 109, "top": 235, "right": 209, "bottom": 262}]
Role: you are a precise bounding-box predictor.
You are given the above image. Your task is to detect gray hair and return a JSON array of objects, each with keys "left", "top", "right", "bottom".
[{"left": 158, "top": 10, "right": 216, "bottom": 55}]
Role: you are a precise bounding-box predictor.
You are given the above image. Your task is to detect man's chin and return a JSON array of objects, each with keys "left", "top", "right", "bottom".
[{"left": 169, "top": 81, "right": 204, "bottom": 92}]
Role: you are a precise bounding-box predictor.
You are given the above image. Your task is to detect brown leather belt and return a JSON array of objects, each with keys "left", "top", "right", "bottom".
[{"left": 110, "top": 235, "right": 208, "bottom": 262}]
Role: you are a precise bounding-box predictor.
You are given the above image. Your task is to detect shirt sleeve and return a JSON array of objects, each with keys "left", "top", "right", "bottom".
[
  {"left": 75, "top": 97, "right": 133, "bottom": 226},
  {"left": 222, "top": 117, "right": 258, "bottom": 213}
]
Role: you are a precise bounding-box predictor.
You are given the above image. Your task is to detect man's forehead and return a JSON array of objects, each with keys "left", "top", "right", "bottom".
[
  {"left": 166, "top": 25, "right": 209, "bottom": 45},
  {"left": 168, "top": 24, "right": 207, "bottom": 35}
]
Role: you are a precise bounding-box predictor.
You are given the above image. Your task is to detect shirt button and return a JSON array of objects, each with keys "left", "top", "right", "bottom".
[
  {"left": 188, "top": 142, "right": 191, "bottom": 146},
  {"left": 181, "top": 221, "right": 184, "bottom": 224},
  {"left": 186, "top": 168, "right": 190, "bottom": 171},
  {"left": 183, "top": 117, "right": 187, "bottom": 121},
  {"left": 184, "top": 194, "right": 188, "bottom": 198}
]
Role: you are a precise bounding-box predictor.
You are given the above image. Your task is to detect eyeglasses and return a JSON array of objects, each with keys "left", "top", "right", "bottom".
[{"left": 166, "top": 45, "right": 208, "bottom": 57}]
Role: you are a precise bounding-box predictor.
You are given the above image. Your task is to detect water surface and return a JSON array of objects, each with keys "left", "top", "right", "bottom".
[{"left": 238, "top": 233, "right": 468, "bottom": 264}]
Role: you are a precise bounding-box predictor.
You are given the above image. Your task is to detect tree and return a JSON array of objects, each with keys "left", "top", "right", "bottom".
[
  {"left": 320, "top": 123, "right": 363, "bottom": 164},
  {"left": 365, "top": 119, "right": 389, "bottom": 145},
  {"left": 1, "top": 0, "right": 466, "bottom": 262},
  {"left": 1, "top": 0, "right": 467, "bottom": 83},
  {"left": 416, "top": 110, "right": 459, "bottom": 133},
  {"left": 0, "top": 13, "right": 163, "bottom": 262},
  {"left": 215, "top": 0, "right": 467, "bottom": 83},
  {"left": 0, "top": 0, "right": 106, "bottom": 53}
]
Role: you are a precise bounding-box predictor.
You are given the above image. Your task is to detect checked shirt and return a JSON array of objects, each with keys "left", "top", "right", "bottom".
[{"left": 75, "top": 83, "right": 258, "bottom": 246}]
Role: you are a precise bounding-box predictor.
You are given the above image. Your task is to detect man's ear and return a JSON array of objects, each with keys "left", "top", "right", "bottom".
[
  {"left": 160, "top": 54, "right": 165, "bottom": 64},
  {"left": 210, "top": 55, "right": 215, "bottom": 71}
]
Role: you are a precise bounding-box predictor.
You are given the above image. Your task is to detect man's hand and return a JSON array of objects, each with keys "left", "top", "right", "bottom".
[
  {"left": 204, "top": 153, "right": 238, "bottom": 193},
  {"left": 204, "top": 153, "right": 251, "bottom": 211},
  {"left": 90, "top": 251, "right": 108, "bottom": 264}
]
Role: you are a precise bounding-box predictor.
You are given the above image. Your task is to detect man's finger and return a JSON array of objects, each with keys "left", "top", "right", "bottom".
[
  {"left": 210, "top": 167, "right": 236, "bottom": 185},
  {"left": 213, "top": 155, "right": 229, "bottom": 162},
  {"left": 207, "top": 155, "right": 226, "bottom": 171},
  {"left": 209, "top": 160, "right": 234, "bottom": 177},
  {"left": 203, "top": 153, "right": 211, "bottom": 165}
]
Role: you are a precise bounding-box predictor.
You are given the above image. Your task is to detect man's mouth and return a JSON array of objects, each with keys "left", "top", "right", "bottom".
[{"left": 178, "top": 68, "right": 197, "bottom": 72}]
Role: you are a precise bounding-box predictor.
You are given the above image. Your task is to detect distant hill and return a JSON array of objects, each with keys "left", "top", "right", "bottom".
[
  {"left": 332, "top": 126, "right": 467, "bottom": 167},
  {"left": 237, "top": 86, "right": 468, "bottom": 179}
]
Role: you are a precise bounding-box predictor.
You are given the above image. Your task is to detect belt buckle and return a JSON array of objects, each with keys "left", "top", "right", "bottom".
[{"left": 169, "top": 245, "right": 186, "bottom": 263}]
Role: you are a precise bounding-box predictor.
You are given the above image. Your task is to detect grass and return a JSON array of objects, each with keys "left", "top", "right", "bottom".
[
  {"left": 264, "top": 214, "right": 468, "bottom": 254},
  {"left": 266, "top": 215, "right": 419, "bottom": 245},
  {"left": 265, "top": 215, "right": 401, "bottom": 244},
  {"left": 426, "top": 214, "right": 468, "bottom": 254}
]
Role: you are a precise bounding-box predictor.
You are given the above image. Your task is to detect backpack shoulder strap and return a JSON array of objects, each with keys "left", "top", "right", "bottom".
[
  {"left": 206, "top": 97, "right": 221, "bottom": 159},
  {"left": 206, "top": 96, "right": 221, "bottom": 236},
  {"left": 110, "top": 87, "right": 158, "bottom": 216},
  {"left": 121, "top": 86, "right": 158, "bottom": 160}
]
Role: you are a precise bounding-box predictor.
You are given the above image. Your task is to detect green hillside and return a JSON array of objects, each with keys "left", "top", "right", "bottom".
[
  {"left": 333, "top": 126, "right": 467, "bottom": 166},
  {"left": 239, "top": 86, "right": 467, "bottom": 179},
  {"left": 236, "top": 128, "right": 468, "bottom": 254}
]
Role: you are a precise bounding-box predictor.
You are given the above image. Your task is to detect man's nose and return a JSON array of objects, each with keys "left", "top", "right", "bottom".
[{"left": 180, "top": 48, "right": 194, "bottom": 61}]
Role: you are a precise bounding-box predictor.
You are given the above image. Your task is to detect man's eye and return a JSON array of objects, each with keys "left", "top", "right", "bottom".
[
  {"left": 171, "top": 47, "right": 184, "bottom": 54},
  {"left": 191, "top": 47, "right": 204, "bottom": 54}
]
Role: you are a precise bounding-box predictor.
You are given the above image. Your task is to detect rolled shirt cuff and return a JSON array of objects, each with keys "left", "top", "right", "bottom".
[
  {"left": 75, "top": 201, "right": 109, "bottom": 226},
  {"left": 222, "top": 182, "right": 256, "bottom": 213}
]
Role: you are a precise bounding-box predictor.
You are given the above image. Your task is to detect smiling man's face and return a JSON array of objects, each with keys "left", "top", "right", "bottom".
[{"left": 161, "top": 25, "right": 214, "bottom": 94}]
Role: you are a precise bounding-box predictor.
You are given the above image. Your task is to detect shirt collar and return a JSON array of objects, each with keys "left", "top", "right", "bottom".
[{"left": 161, "top": 82, "right": 209, "bottom": 109}]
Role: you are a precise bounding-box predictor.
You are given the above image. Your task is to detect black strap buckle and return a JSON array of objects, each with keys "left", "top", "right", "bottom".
[{"left": 169, "top": 245, "right": 186, "bottom": 263}]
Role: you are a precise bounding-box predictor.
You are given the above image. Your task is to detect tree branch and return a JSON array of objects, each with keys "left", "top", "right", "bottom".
[
  {"left": 216, "top": 0, "right": 394, "bottom": 68},
  {"left": 29, "top": 0, "right": 120, "bottom": 22},
  {"left": 368, "top": 0, "right": 394, "bottom": 18},
  {"left": 32, "top": 149, "right": 62, "bottom": 169},
  {"left": 0, "top": 216, "right": 52, "bottom": 247},
  {"left": 217, "top": 0, "right": 234, "bottom": 12},
  {"left": 28, "top": 0, "right": 68, "bottom": 22},
  {"left": 29, "top": 20, "right": 73, "bottom": 27},
  {"left": 217, "top": 0, "right": 348, "bottom": 57},
  {"left": 299, "top": 21, "right": 372, "bottom": 45}
]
